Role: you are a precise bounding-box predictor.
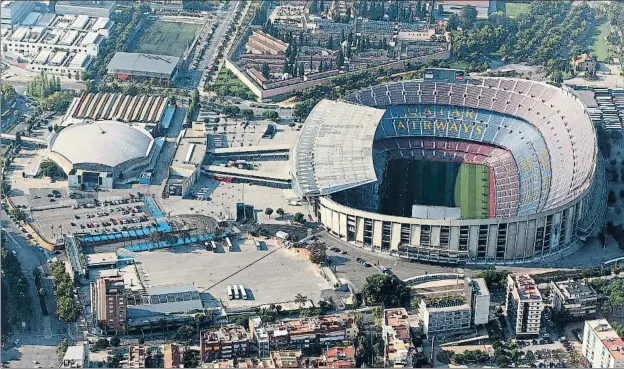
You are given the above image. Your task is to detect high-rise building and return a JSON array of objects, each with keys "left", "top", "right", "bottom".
[
  {"left": 582, "top": 319, "right": 624, "bottom": 368},
  {"left": 505, "top": 273, "right": 543, "bottom": 338},
  {"left": 92, "top": 276, "right": 126, "bottom": 333},
  {"left": 128, "top": 345, "right": 146, "bottom": 369}
]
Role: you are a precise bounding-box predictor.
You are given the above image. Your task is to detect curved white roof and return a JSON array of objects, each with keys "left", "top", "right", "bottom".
[
  {"left": 292, "top": 100, "right": 386, "bottom": 196},
  {"left": 50, "top": 121, "right": 153, "bottom": 168}
]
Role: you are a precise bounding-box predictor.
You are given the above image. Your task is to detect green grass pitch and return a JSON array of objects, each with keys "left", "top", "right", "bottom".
[
  {"left": 128, "top": 20, "right": 198, "bottom": 57},
  {"left": 379, "top": 160, "right": 490, "bottom": 219}
]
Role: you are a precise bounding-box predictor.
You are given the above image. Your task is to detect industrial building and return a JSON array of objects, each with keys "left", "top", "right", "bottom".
[
  {"left": 582, "top": 319, "right": 624, "bottom": 368},
  {"left": 54, "top": 1, "right": 116, "bottom": 18},
  {"left": 1, "top": 1, "right": 35, "bottom": 26},
  {"left": 165, "top": 128, "right": 206, "bottom": 197},
  {"left": 47, "top": 121, "right": 161, "bottom": 189},
  {"left": 106, "top": 52, "right": 181, "bottom": 85},
  {"left": 505, "top": 273, "right": 543, "bottom": 338},
  {"left": 1, "top": 11, "right": 112, "bottom": 77},
  {"left": 550, "top": 279, "right": 599, "bottom": 320}
]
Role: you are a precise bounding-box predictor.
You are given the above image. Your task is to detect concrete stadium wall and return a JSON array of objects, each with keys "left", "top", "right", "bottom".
[{"left": 316, "top": 194, "right": 584, "bottom": 266}]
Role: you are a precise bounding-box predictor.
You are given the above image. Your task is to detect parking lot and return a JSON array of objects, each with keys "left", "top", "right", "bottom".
[
  {"left": 30, "top": 195, "right": 157, "bottom": 242},
  {"left": 130, "top": 237, "right": 332, "bottom": 309}
]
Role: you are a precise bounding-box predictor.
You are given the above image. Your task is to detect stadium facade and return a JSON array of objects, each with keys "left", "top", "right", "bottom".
[{"left": 291, "top": 70, "right": 606, "bottom": 265}]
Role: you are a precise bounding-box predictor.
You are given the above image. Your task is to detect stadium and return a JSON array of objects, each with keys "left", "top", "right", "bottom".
[
  {"left": 291, "top": 69, "right": 607, "bottom": 265},
  {"left": 48, "top": 121, "right": 160, "bottom": 189}
]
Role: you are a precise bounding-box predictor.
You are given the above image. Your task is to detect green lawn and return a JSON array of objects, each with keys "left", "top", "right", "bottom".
[
  {"left": 379, "top": 160, "right": 490, "bottom": 219},
  {"left": 128, "top": 20, "right": 198, "bottom": 57},
  {"left": 506, "top": 2, "right": 530, "bottom": 18},
  {"left": 591, "top": 22, "right": 611, "bottom": 61},
  {"left": 211, "top": 68, "right": 256, "bottom": 100}
]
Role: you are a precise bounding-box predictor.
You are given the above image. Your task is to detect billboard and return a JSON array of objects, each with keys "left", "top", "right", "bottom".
[{"left": 423, "top": 68, "right": 466, "bottom": 83}]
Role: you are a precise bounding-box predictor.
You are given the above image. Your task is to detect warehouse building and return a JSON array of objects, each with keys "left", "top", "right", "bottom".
[{"left": 106, "top": 52, "right": 181, "bottom": 85}]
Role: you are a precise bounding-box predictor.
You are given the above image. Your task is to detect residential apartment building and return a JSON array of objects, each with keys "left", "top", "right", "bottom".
[
  {"left": 582, "top": 319, "right": 624, "bottom": 368},
  {"left": 271, "top": 350, "right": 303, "bottom": 368},
  {"left": 162, "top": 343, "right": 182, "bottom": 368},
  {"left": 418, "top": 297, "right": 472, "bottom": 337},
  {"left": 91, "top": 276, "right": 127, "bottom": 333},
  {"left": 322, "top": 346, "right": 356, "bottom": 368},
  {"left": 505, "top": 273, "right": 543, "bottom": 338},
  {"left": 550, "top": 279, "right": 599, "bottom": 319},
  {"left": 382, "top": 308, "right": 416, "bottom": 368},
  {"left": 468, "top": 277, "right": 491, "bottom": 326},
  {"left": 128, "top": 345, "right": 147, "bottom": 369},
  {"left": 200, "top": 324, "right": 251, "bottom": 363},
  {"left": 249, "top": 314, "right": 358, "bottom": 353}
]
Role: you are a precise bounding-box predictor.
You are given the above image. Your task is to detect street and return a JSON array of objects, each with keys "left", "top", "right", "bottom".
[{"left": 1, "top": 209, "right": 69, "bottom": 368}]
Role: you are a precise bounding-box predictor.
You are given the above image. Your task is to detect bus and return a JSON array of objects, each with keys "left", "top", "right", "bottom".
[
  {"left": 239, "top": 285, "right": 247, "bottom": 300},
  {"left": 253, "top": 238, "right": 261, "bottom": 250},
  {"left": 225, "top": 237, "right": 234, "bottom": 251},
  {"left": 211, "top": 241, "right": 218, "bottom": 253},
  {"left": 227, "top": 285, "right": 233, "bottom": 300},
  {"left": 233, "top": 285, "right": 241, "bottom": 299}
]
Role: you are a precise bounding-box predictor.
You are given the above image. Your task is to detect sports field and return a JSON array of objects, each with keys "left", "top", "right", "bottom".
[
  {"left": 379, "top": 159, "right": 490, "bottom": 219},
  {"left": 128, "top": 20, "right": 198, "bottom": 57}
]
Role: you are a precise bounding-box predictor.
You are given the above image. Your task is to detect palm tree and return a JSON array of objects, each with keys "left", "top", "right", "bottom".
[
  {"left": 294, "top": 293, "right": 307, "bottom": 308},
  {"left": 194, "top": 313, "right": 205, "bottom": 332}
]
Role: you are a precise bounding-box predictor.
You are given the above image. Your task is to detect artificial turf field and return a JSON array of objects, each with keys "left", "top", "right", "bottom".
[
  {"left": 379, "top": 159, "right": 490, "bottom": 219},
  {"left": 128, "top": 20, "right": 198, "bottom": 57}
]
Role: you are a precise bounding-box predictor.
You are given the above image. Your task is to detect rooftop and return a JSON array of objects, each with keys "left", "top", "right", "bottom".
[
  {"left": 48, "top": 121, "right": 154, "bottom": 169},
  {"left": 384, "top": 308, "right": 410, "bottom": 328},
  {"left": 554, "top": 279, "right": 597, "bottom": 298},
  {"left": 107, "top": 52, "right": 180, "bottom": 76},
  {"left": 202, "top": 324, "right": 250, "bottom": 343},
  {"left": 292, "top": 99, "right": 385, "bottom": 196},
  {"left": 510, "top": 273, "right": 541, "bottom": 301}
]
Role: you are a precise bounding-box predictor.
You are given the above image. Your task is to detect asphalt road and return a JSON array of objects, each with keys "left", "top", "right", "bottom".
[
  {"left": 316, "top": 231, "right": 466, "bottom": 289},
  {"left": 1, "top": 209, "right": 67, "bottom": 368}
]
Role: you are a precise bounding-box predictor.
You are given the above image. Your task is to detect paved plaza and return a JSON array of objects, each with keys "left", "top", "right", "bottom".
[{"left": 130, "top": 237, "right": 332, "bottom": 308}]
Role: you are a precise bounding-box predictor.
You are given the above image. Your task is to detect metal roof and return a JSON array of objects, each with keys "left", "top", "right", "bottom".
[
  {"left": 49, "top": 121, "right": 154, "bottom": 169},
  {"left": 292, "top": 99, "right": 385, "bottom": 196},
  {"left": 106, "top": 52, "right": 180, "bottom": 76}
]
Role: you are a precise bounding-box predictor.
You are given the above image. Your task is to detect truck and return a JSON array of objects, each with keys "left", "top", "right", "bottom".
[
  {"left": 227, "top": 285, "right": 233, "bottom": 300},
  {"left": 275, "top": 231, "right": 290, "bottom": 240},
  {"left": 239, "top": 285, "right": 247, "bottom": 300}
]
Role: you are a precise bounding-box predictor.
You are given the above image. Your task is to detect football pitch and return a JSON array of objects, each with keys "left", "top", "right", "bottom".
[
  {"left": 379, "top": 159, "right": 490, "bottom": 219},
  {"left": 128, "top": 20, "right": 198, "bottom": 57}
]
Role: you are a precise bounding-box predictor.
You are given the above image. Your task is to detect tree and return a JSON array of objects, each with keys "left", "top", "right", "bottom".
[
  {"left": 262, "top": 110, "right": 279, "bottom": 121},
  {"left": 261, "top": 62, "right": 270, "bottom": 79},
  {"left": 106, "top": 353, "right": 123, "bottom": 368},
  {"left": 336, "top": 50, "right": 345, "bottom": 68},
  {"left": 175, "top": 324, "right": 196, "bottom": 343},
  {"left": 362, "top": 274, "right": 410, "bottom": 307},
  {"left": 56, "top": 338, "right": 70, "bottom": 361},
  {"left": 10, "top": 208, "right": 26, "bottom": 221},
  {"left": 39, "top": 161, "right": 62, "bottom": 178},
  {"left": 93, "top": 338, "right": 109, "bottom": 351},
  {"left": 294, "top": 293, "right": 308, "bottom": 308},
  {"left": 276, "top": 208, "right": 285, "bottom": 218},
  {"left": 109, "top": 336, "right": 120, "bottom": 347},
  {"left": 309, "top": 242, "right": 327, "bottom": 264},
  {"left": 182, "top": 349, "right": 200, "bottom": 368},
  {"left": 264, "top": 207, "right": 274, "bottom": 218},
  {"left": 293, "top": 212, "right": 306, "bottom": 224},
  {"left": 242, "top": 109, "right": 254, "bottom": 120},
  {"left": 459, "top": 5, "right": 478, "bottom": 29}
]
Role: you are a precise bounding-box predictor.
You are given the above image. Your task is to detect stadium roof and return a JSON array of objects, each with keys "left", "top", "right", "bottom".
[
  {"left": 292, "top": 99, "right": 386, "bottom": 196},
  {"left": 106, "top": 52, "right": 180, "bottom": 77},
  {"left": 49, "top": 121, "right": 154, "bottom": 168}
]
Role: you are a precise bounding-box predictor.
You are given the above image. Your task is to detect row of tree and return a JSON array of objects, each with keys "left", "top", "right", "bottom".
[
  {"left": 50, "top": 261, "right": 82, "bottom": 322},
  {"left": 1, "top": 249, "right": 32, "bottom": 337},
  {"left": 26, "top": 72, "right": 61, "bottom": 99}
]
